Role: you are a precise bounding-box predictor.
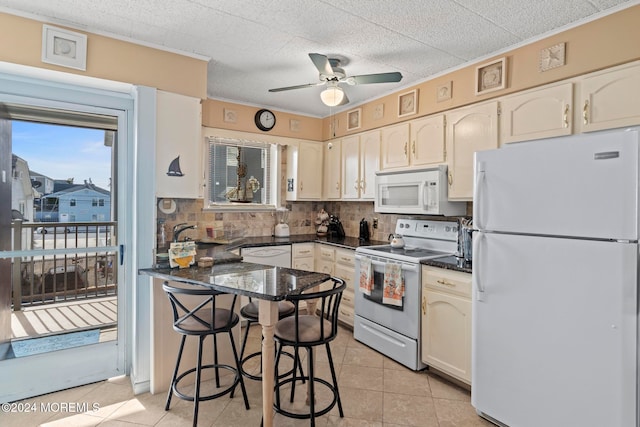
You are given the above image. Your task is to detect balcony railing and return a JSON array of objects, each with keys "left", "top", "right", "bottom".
[{"left": 10, "top": 220, "right": 117, "bottom": 311}]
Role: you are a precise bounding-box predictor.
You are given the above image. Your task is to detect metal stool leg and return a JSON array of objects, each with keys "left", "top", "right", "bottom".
[
  {"left": 192, "top": 336, "right": 205, "bottom": 427},
  {"left": 228, "top": 329, "right": 250, "bottom": 409},
  {"left": 326, "top": 342, "right": 343, "bottom": 417},
  {"left": 307, "top": 347, "right": 315, "bottom": 427},
  {"left": 166, "top": 334, "right": 186, "bottom": 411}
]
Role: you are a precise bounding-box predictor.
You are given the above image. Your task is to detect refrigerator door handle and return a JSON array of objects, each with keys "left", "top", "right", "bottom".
[
  {"left": 473, "top": 231, "right": 485, "bottom": 301},
  {"left": 474, "top": 161, "right": 486, "bottom": 229}
]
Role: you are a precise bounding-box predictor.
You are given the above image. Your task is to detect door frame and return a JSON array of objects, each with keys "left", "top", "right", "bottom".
[{"left": 0, "top": 67, "right": 140, "bottom": 402}]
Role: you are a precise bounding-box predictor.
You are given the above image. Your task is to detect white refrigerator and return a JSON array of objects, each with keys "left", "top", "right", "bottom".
[{"left": 472, "top": 127, "right": 640, "bottom": 427}]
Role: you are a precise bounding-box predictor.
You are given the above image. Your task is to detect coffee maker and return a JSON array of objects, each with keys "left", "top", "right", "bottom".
[
  {"left": 327, "top": 215, "right": 345, "bottom": 238},
  {"left": 359, "top": 218, "right": 370, "bottom": 241}
]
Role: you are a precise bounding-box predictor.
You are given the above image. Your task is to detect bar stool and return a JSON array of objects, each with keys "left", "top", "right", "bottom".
[
  {"left": 273, "top": 277, "right": 346, "bottom": 426},
  {"left": 163, "top": 281, "right": 250, "bottom": 427},
  {"left": 238, "top": 297, "right": 304, "bottom": 381}
]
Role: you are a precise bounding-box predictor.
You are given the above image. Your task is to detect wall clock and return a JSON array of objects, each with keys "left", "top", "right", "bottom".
[{"left": 255, "top": 109, "right": 276, "bottom": 131}]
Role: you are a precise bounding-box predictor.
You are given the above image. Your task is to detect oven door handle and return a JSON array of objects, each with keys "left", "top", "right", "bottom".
[{"left": 356, "top": 255, "right": 420, "bottom": 273}]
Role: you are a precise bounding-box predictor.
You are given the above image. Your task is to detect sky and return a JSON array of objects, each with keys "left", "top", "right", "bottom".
[{"left": 11, "top": 121, "right": 112, "bottom": 191}]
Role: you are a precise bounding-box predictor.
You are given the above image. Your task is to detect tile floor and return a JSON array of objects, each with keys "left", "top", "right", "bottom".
[{"left": 0, "top": 324, "right": 493, "bottom": 426}]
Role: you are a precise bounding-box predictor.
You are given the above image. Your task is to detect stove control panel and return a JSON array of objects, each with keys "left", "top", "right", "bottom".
[{"left": 395, "top": 219, "right": 458, "bottom": 242}]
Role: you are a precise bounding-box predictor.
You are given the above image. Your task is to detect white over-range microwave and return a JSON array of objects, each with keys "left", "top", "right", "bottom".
[{"left": 374, "top": 165, "right": 466, "bottom": 216}]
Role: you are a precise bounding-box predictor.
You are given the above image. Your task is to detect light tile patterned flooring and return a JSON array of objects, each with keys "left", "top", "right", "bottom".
[{"left": 1, "top": 324, "right": 493, "bottom": 426}]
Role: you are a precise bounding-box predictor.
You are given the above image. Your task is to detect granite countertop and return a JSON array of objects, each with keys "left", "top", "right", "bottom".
[
  {"left": 234, "top": 234, "right": 388, "bottom": 250},
  {"left": 154, "top": 234, "right": 387, "bottom": 269},
  {"left": 139, "top": 262, "right": 331, "bottom": 301},
  {"left": 154, "top": 234, "right": 472, "bottom": 274},
  {"left": 421, "top": 256, "right": 472, "bottom": 274}
]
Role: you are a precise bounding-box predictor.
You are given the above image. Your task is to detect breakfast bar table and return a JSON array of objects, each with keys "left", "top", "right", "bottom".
[{"left": 140, "top": 261, "right": 330, "bottom": 427}]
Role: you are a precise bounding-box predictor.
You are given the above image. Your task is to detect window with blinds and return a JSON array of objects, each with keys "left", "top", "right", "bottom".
[{"left": 206, "top": 137, "right": 278, "bottom": 209}]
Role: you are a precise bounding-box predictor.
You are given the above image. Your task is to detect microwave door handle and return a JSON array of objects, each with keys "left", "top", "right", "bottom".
[{"left": 422, "top": 182, "right": 428, "bottom": 210}]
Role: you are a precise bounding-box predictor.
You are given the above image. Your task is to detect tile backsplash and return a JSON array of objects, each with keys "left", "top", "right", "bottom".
[{"left": 157, "top": 199, "right": 471, "bottom": 245}]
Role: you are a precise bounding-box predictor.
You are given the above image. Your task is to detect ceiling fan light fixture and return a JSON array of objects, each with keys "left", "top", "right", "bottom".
[{"left": 320, "top": 85, "right": 345, "bottom": 107}]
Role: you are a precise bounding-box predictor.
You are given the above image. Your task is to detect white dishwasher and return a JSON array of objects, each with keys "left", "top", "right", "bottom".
[{"left": 240, "top": 245, "right": 291, "bottom": 268}]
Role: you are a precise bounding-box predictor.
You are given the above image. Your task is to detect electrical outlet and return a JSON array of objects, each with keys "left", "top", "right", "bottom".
[{"left": 372, "top": 218, "right": 378, "bottom": 229}]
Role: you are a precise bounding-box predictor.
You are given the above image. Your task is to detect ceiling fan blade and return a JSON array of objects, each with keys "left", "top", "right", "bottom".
[
  {"left": 346, "top": 71, "right": 403, "bottom": 85},
  {"left": 268, "top": 82, "right": 324, "bottom": 92},
  {"left": 309, "top": 53, "right": 335, "bottom": 78}
]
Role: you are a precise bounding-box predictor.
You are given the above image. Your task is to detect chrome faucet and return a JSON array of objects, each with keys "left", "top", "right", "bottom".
[{"left": 172, "top": 223, "right": 197, "bottom": 242}]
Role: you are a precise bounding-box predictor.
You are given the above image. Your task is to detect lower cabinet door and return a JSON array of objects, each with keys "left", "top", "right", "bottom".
[{"left": 422, "top": 289, "right": 471, "bottom": 384}]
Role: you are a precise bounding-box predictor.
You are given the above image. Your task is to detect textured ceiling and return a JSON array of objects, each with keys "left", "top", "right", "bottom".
[{"left": 1, "top": 0, "right": 638, "bottom": 117}]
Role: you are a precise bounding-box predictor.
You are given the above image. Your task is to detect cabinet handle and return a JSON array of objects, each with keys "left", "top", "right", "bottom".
[
  {"left": 412, "top": 141, "right": 416, "bottom": 155},
  {"left": 300, "top": 181, "right": 303, "bottom": 191},
  {"left": 335, "top": 181, "right": 340, "bottom": 190},
  {"left": 422, "top": 297, "right": 426, "bottom": 315},
  {"left": 448, "top": 171, "right": 453, "bottom": 186},
  {"left": 583, "top": 100, "right": 589, "bottom": 125},
  {"left": 354, "top": 179, "right": 359, "bottom": 191},
  {"left": 437, "top": 279, "right": 455, "bottom": 287},
  {"left": 360, "top": 180, "right": 366, "bottom": 191},
  {"left": 404, "top": 142, "right": 408, "bottom": 157},
  {"left": 563, "top": 104, "right": 570, "bottom": 128}
]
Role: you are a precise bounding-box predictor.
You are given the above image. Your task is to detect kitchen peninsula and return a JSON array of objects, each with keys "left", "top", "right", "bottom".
[{"left": 140, "top": 251, "right": 331, "bottom": 427}]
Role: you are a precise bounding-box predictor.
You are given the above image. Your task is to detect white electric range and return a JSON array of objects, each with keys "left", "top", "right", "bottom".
[{"left": 354, "top": 218, "right": 459, "bottom": 370}]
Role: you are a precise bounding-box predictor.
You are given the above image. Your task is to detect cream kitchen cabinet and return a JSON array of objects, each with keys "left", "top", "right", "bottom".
[
  {"left": 316, "top": 244, "right": 335, "bottom": 276},
  {"left": 323, "top": 139, "right": 342, "bottom": 200},
  {"left": 500, "top": 82, "right": 573, "bottom": 145},
  {"left": 421, "top": 266, "right": 471, "bottom": 385},
  {"left": 156, "top": 90, "right": 203, "bottom": 199},
  {"left": 445, "top": 101, "right": 498, "bottom": 200},
  {"left": 380, "top": 123, "right": 410, "bottom": 169},
  {"left": 315, "top": 244, "right": 335, "bottom": 293},
  {"left": 292, "top": 242, "right": 314, "bottom": 271},
  {"left": 409, "top": 114, "right": 446, "bottom": 166},
  {"left": 342, "top": 130, "right": 380, "bottom": 200},
  {"left": 578, "top": 61, "right": 640, "bottom": 133},
  {"left": 286, "top": 141, "right": 323, "bottom": 200},
  {"left": 380, "top": 116, "right": 445, "bottom": 170},
  {"left": 333, "top": 247, "right": 356, "bottom": 327}
]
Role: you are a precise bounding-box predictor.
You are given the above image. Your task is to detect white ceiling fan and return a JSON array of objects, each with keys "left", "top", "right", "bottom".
[{"left": 268, "top": 53, "right": 403, "bottom": 107}]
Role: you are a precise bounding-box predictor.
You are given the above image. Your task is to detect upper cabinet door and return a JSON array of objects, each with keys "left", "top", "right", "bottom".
[
  {"left": 286, "top": 141, "right": 323, "bottom": 200},
  {"left": 380, "top": 123, "right": 410, "bottom": 169},
  {"left": 445, "top": 101, "right": 498, "bottom": 201},
  {"left": 323, "top": 139, "right": 342, "bottom": 200},
  {"left": 156, "top": 90, "right": 203, "bottom": 199},
  {"left": 500, "top": 83, "right": 573, "bottom": 145},
  {"left": 359, "top": 130, "right": 380, "bottom": 200},
  {"left": 579, "top": 61, "right": 640, "bottom": 133},
  {"left": 341, "top": 135, "right": 361, "bottom": 199},
  {"left": 410, "top": 114, "right": 445, "bottom": 166}
]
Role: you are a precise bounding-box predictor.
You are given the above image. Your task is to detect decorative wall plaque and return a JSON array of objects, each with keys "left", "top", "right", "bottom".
[
  {"left": 539, "top": 42, "right": 566, "bottom": 72},
  {"left": 347, "top": 108, "right": 361, "bottom": 131},
  {"left": 223, "top": 108, "right": 237, "bottom": 123},
  {"left": 437, "top": 81, "right": 452, "bottom": 102},
  {"left": 475, "top": 57, "right": 506, "bottom": 95},
  {"left": 373, "top": 103, "right": 384, "bottom": 120},
  {"left": 398, "top": 89, "right": 418, "bottom": 117}
]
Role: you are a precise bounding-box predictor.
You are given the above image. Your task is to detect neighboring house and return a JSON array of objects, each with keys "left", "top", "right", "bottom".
[
  {"left": 40, "top": 180, "right": 111, "bottom": 223},
  {"left": 11, "top": 154, "right": 36, "bottom": 222},
  {"left": 29, "top": 171, "right": 55, "bottom": 196}
]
